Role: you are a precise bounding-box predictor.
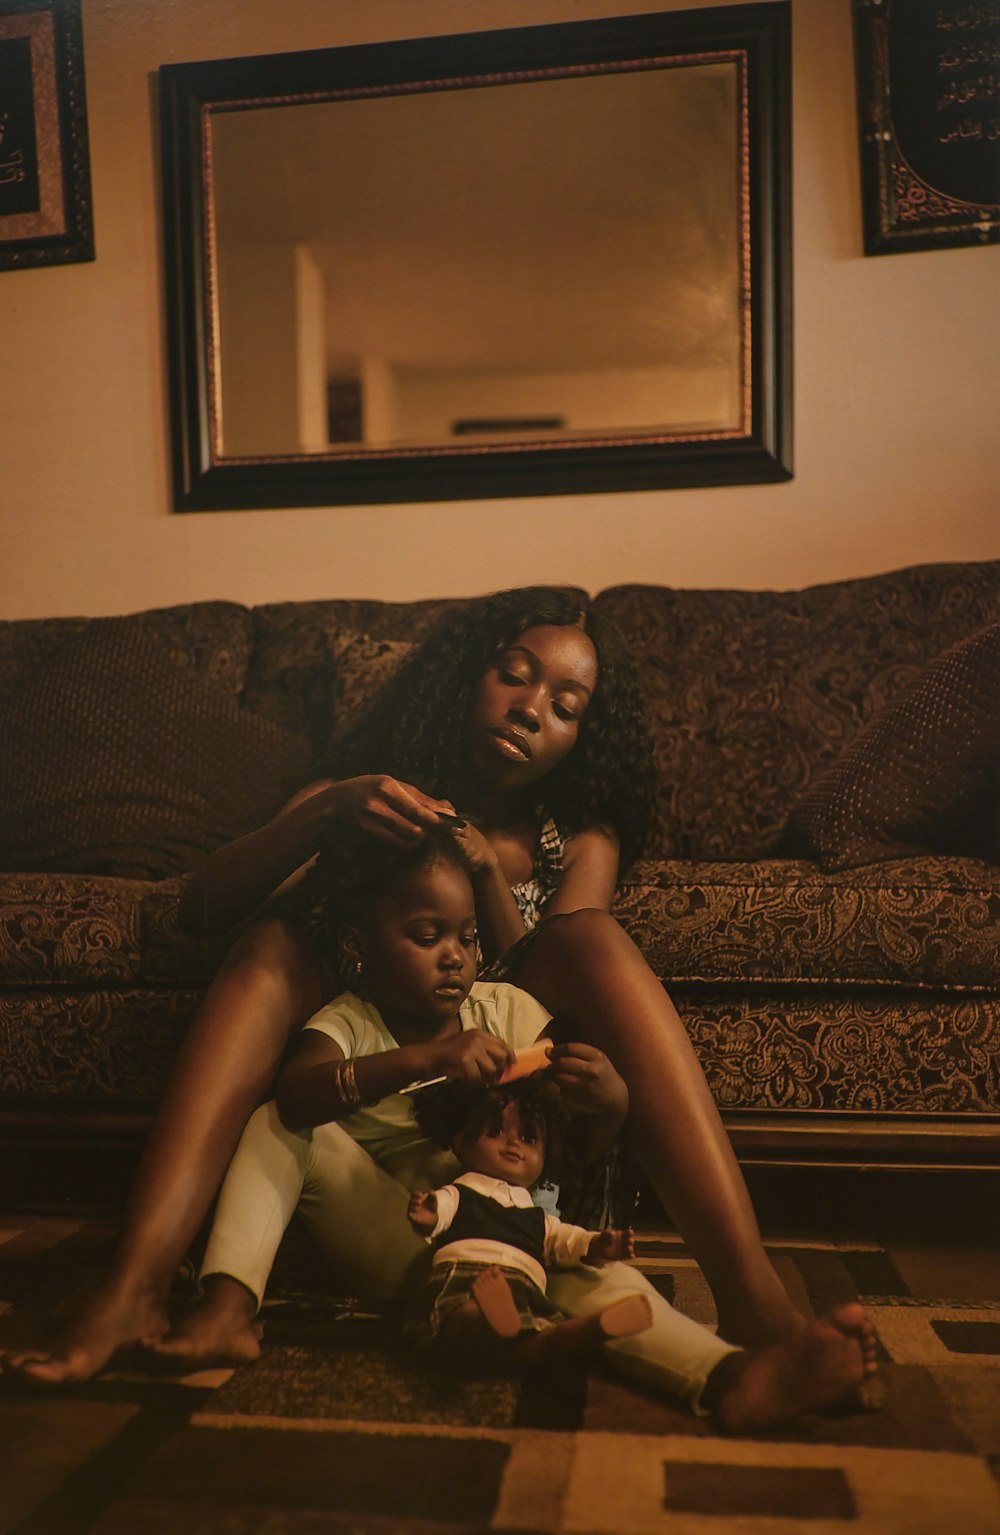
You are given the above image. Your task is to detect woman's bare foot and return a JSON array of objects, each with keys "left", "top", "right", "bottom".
[
  {"left": 2, "top": 1274, "right": 169, "bottom": 1388},
  {"left": 139, "top": 1275, "right": 262, "bottom": 1373},
  {"left": 711, "top": 1302, "right": 879, "bottom": 1434}
]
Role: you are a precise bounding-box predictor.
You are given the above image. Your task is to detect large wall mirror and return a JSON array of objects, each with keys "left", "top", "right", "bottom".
[{"left": 159, "top": 4, "right": 791, "bottom": 511}]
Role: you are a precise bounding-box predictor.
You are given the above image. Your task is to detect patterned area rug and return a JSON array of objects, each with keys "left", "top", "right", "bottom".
[{"left": 1, "top": 1214, "right": 998, "bottom": 1533}]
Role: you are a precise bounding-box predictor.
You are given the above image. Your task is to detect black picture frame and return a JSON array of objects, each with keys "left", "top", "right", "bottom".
[
  {"left": 853, "top": 0, "right": 1000, "bottom": 256},
  {"left": 0, "top": 0, "right": 94, "bottom": 271},
  {"left": 159, "top": 3, "right": 792, "bottom": 512}
]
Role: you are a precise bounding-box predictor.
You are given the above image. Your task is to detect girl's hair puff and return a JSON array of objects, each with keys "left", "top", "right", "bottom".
[
  {"left": 330, "top": 586, "right": 654, "bottom": 867},
  {"left": 310, "top": 826, "right": 472, "bottom": 943}
]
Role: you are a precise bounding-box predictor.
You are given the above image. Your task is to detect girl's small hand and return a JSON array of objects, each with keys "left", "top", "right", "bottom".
[
  {"left": 427, "top": 1030, "right": 514, "bottom": 1083},
  {"left": 407, "top": 1190, "right": 439, "bottom": 1234},
  {"left": 548, "top": 1042, "right": 629, "bottom": 1120},
  {"left": 327, "top": 776, "right": 456, "bottom": 846},
  {"left": 449, "top": 821, "right": 499, "bottom": 875}
]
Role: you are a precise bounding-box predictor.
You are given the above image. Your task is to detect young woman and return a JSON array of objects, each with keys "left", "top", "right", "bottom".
[{"left": 6, "top": 586, "right": 807, "bottom": 1385}]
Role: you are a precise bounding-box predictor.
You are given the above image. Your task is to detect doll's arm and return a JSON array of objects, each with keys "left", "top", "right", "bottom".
[
  {"left": 586, "top": 1227, "right": 636, "bottom": 1265},
  {"left": 407, "top": 1185, "right": 460, "bottom": 1241},
  {"left": 543, "top": 1219, "right": 636, "bottom": 1268}
]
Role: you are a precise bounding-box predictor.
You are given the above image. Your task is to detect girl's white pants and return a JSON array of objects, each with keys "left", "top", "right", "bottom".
[{"left": 201, "top": 1101, "right": 739, "bottom": 1412}]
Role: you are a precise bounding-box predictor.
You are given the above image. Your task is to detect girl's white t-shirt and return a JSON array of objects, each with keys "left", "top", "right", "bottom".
[{"left": 302, "top": 981, "right": 551, "bottom": 1188}]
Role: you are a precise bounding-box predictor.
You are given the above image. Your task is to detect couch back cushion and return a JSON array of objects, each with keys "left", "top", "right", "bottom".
[
  {"left": 595, "top": 561, "right": 1000, "bottom": 860},
  {"left": 0, "top": 605, "right": 312, "bottom": 879},
  {"left": 243, "top": 598, "right": 465, "bottom": 765}
]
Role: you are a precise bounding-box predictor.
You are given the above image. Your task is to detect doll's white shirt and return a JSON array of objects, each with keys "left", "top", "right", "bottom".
[{"left": 425, "top": 1171, "right": 596, "bottom": 1293}]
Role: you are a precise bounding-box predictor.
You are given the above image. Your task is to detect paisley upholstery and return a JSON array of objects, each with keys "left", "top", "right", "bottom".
[
  {"left": 780, "top": 622, "right": 1000, "bottom": 868},
  {"left": 674, "top": 991, "right": 999, "bottom": 1113},
  {"left": 0, "top": 566, "right": 997, "bottom": 1148},
  {"left": 594, "top": 561, "right": 1000, "bottom": 862},
  {"left": 613, "top": 857, "right": 1000, "bottom": 991},
  {"left": 0, "top": 987, "right": 204, "bottom": 1100}
]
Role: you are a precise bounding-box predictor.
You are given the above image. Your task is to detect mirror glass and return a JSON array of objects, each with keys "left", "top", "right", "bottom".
[
  {"left": 160, "top": 5, "right": 790, "bottom": 509},
  {"left": 211, "top": 63, "right": 741, "bottom": 456}
]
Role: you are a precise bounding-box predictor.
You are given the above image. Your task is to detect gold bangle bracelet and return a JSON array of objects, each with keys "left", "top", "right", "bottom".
[{"left": 333, "top": 1057, "right": 363, "bottom": 1110}]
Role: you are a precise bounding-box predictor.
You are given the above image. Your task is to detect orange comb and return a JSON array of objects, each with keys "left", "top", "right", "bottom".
[{"left": 497, "top": 1040, "right": 554, "bottom": 1085}]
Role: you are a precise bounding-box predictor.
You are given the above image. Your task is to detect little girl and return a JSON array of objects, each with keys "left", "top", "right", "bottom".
[{"left": 145, "top": 832, "right": 878, "bottom": 1433}]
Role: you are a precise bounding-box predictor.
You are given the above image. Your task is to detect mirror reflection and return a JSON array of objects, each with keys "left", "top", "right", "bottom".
[{"left": 209, "top": 61, "right": 743, "bottom": 459}]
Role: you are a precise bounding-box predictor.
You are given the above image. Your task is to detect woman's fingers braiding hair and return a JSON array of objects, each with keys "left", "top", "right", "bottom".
[{"left": 341, "top": 775, "right": 455, "bottom": 845}]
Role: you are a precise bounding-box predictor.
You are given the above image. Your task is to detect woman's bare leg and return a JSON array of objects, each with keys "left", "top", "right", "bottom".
[
  {"left": 509, "top": 909, "right": 801, "bottom": 1348},
  {"left": 4, "top": 918, "right": 328, "bottom": 1385}
]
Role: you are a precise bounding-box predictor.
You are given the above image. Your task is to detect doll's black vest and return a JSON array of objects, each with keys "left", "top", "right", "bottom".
[{"left": 434, "top": 1185, "right": 546, "bottom": 1268}]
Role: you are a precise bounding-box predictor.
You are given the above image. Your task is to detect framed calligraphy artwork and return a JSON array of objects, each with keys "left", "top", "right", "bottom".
[
  {"left": 0, "top": 0, "right": 93, "bottom": 271},
  {"left": 853, "top": 0, "right": 1000, "bottom": 254}
]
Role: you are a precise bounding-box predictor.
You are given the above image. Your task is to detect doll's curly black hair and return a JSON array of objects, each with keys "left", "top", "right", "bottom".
[
  {"left": 328, "top": 586, "right": 654, "bottom": 868},
  {"left": 412, "top": 1074, "right": 569, "bottom": 1183}
]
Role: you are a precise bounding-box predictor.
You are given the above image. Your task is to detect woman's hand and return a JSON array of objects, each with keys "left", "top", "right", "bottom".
[
  {"left": 448, "top": 821, "right": 499, "bottom": 876},
  {"left": 423, "top": 1030, "right": 514, "bottom": 1083},
  {"left": 325, "top": 776, "right": 457, "bottom": 847},
  {"left": 547, "top": 1042, "right": 629, "bottom": 1122}
]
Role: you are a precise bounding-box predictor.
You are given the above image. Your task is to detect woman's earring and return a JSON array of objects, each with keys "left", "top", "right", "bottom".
[{"left": 353, "top": 958, "right": 364, "bottom": 988}]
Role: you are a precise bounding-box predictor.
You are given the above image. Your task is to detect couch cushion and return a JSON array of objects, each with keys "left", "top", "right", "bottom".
[
  {"left": 595, "top": 561, "right": 1000, "bottom": 860},
  {"left": 612, "top": 856, "right": 1000, "bottom": 990},
  {"left": 243, "top": 598, "right": 461, "bottom": 764},
  {"left": 329, "top": 632, "right": 413, "bottom": 733},
  {"left": 673, "top": 990, "right": 998, "bottom": 1112},
  {"left": 3, "top": 982, "right": 994, "bottom": 1113},
  {"left": 0, "top": 873, "right": 143, "bottom": 985},
  {"left": 0, "top": 613, "right": 312, "bottom": 879},
  {"left": 0, "top": 986, "right": 201, "bottom": 1100},
  {"left": 0, "top": 873, "right": 231, "bottom": 987},
  {"left": 779, "top": 622, "right": 1000, "bottom": 869}
]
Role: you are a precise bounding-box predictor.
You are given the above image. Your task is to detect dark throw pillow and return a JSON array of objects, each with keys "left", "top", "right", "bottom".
[
  {"left": 780, "top": 622, "right": 1000, "bottom": 870},
  {"left": 0, "top": 616, "right": 313, "bottom": 879},
  {"left": 329, "top": 631, "right": 413, "bottom": 734}
]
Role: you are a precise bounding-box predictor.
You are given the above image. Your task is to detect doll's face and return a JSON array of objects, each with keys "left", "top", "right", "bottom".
[{"left": 453, "top": 1097, "right": 546, "bottom": 1189}]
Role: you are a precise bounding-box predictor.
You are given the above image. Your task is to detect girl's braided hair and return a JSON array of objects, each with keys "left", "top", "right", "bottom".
[
  {"left": 310, "top": 825, "right": 471, "bottom": 938},
  {"left": 329, "top": 586, "right": 654, "bottom": 868}
]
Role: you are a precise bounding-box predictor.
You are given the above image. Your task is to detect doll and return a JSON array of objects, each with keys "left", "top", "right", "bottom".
[{"left": 407, "top": 1076, "right": 651, "bottom": 1369}]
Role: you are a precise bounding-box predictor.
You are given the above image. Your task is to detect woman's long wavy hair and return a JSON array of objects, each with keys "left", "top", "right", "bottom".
[{"left": 330, "top": 586, "right": 654, "bottom": 867}]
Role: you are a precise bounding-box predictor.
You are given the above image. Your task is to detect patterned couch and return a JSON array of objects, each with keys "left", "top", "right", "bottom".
[{"left": 1, "top": 559, "right": 997, "bottom": 1204}]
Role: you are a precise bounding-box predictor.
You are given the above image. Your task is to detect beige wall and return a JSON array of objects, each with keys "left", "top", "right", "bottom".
[{"left": 3, "top": 0, "right": 998, "bottom": 621}]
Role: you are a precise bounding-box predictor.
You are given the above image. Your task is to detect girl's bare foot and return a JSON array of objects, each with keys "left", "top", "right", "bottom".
[
  {"left": 139, "top": 1276, "right": 262, "bottom": 1374},
  {"left": 711, "top": 1302, "right": 879, "bottom": 1434},
  {"left": 2, "top": 1276, "right": 169, "bottom": 1388}
]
